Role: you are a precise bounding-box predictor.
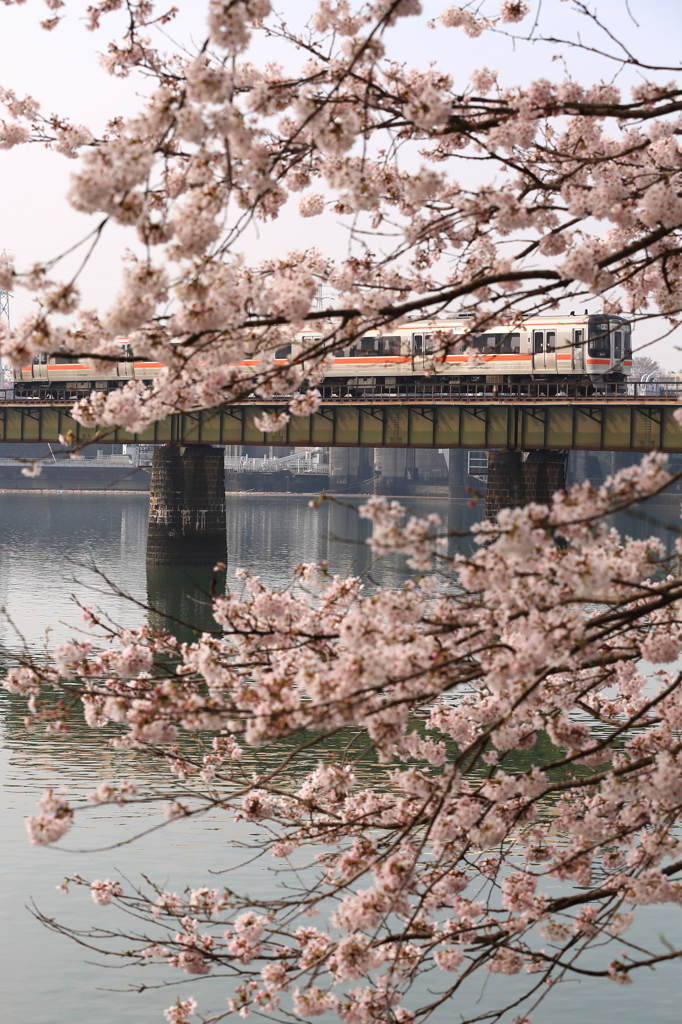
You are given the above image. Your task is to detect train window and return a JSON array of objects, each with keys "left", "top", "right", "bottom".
[
  {"left": 588, "top": 323, "right": 610, "bottom": 358},
  {"left": 54, "top": 355, "right": 74, "bottom": 364},
  {"left": 573, "top": 329, "right": 583, "bottom": 347},
  {"left": 32, "top": 354, "right": 47, "bottom": 364},
  {"left": 623, "top": 330, "right": 632, "bottom": 358},
  {"left": 423, "top": 334, "right": 436, "bottom": 353},
  {"left": 379, "top": 335, "right": 401, "bottom": 355},
  {"left": 360, "top": 336, "right": 378, "bottom": 352},
  {"left": 275, "top": 344, "right": 292, "bottom": 359},
  {"left": 533, "top": 331, "right": 544, "bottom": 353},
  {"left": 413, "top": 334, "right": 423, "bottom": 353},
  {"left": 499, "top": 333, "right": 520, "bottom": 353},
  {"left": 333, "top": 347, "right": 345, "bottom": 357},
  {"left": 546, "top": 331, "right": 556, "bottom": 351},
  {"left": 614, "top": 332, "right": 622, "bottom": 359}
]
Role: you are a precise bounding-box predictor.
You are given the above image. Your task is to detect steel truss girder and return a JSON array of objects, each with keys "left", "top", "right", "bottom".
[{"left": 0, "top": 402, "right": 682, "bottom": 452}]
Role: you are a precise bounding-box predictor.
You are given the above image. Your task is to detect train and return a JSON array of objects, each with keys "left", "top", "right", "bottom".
[{"left": 9, "top": 311, "right": 631, "bottom": 399}]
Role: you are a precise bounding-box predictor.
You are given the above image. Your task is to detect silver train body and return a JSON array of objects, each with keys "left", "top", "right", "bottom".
[
  {"left": 10, "top": 313, "right": 631, "bottom": 399},
  {"left": 294, "top": 313, "right": 632, "bottom": 387}
]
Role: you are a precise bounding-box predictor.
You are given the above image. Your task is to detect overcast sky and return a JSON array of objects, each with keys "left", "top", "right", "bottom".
[{"left": 1, "top": 0, "right": 682, "bottom": 366}]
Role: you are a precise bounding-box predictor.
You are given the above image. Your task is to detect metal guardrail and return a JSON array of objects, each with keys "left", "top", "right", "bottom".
[
  {"left": 310, "top": 382, "right": 682, "bottom": 403},
  {"left": 0, "top": 457, "right": 135, "bottom": 467},
  {"left": 3, "top": 383, "right": 682, "bottom": 408},
  {"left": 467, "top": 451, "right": 489, "bottom": 479},
  {"left": 224, "top": 448, "right": 328, "bottom": 474}
]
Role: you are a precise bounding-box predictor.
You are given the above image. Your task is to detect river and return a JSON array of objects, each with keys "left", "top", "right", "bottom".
[{"left": 1, "top": 491, "right": 681, "bottom": 1023}]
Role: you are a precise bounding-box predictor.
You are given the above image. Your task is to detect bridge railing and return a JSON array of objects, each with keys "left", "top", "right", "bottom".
[
  {"left": 312, "top": 381, "right": 682, "bottom": 403},
  {"left": 2, "top": 381, "right": 682, "bottom": 410}
]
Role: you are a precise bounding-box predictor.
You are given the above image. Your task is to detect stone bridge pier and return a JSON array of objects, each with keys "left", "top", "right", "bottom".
[
  {"left": 484, "top": 450, "right": 568, "bottom": 521},
  {"left": 147, "top": 445, "right": 227, "bottom": 565}
]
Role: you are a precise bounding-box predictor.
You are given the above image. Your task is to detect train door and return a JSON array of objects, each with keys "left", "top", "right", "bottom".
[
  {"left": 572, "top": 328, "right": 585, "bottom": 372},
  {"left": 544, "top": 330, "right": 557, "bottom": 372},
  {"left": 411, "top": 333, "right": 421, "bottom": 372},
  {"left": 32, "top": 354, "right": 48, "bottom": 380},
  {"left": 613, "top": 329, "right": 622, "bottom": 368},
  {"left": 623, "top": 325, "right": 632, "bottom": 366},
  {"left": 532, "top": 330, "right": 545, "bottom": 373},
  {"left": 118, "top": 342, "right": 134, "bottom": 379},
  {"left": 532, "top": 330, "right": 557, "bottom": 373},
  {"left": 412, "top": 333, "right": 433, "bottom": 371}
]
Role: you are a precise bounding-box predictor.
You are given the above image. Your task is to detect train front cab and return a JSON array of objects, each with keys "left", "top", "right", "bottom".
[{"left": 585, "top": 315, "right": 632, "bottom": 384}]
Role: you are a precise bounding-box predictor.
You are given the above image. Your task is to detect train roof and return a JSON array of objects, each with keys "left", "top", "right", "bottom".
[{"left": 400, "top": 313, "right": 630, "bottom": 329}]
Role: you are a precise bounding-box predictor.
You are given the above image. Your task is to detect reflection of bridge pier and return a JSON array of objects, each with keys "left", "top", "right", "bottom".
[
  {"left": 147, "top": 446, "right": 227, "bottom": 565},
  {"left": 147, "top": 563, "right": 225, "bottom": 643}
]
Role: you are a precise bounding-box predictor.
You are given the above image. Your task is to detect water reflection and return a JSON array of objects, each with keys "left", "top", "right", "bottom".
[
  {"left": 326, "top": 497, "right": 371, "bottom": 574},
  {"left": 1, "top": 490, "right": 682, "bottom": 1024},
  {"left": 0, "top": 493, "right": 148, "bottom": 656},
  {"left": 606, "top": 491, "right": 681, "bottom": 555},
  {"left": 0, "top": 490, "right": 679, "bottom": 653},
  {"left": 147, "top": 563, "right": 226, "bottom": 641}
]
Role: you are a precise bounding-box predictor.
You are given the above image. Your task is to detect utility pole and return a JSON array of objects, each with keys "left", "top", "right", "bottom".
[
  {"left": 314, "top": 283, "right": 335, "bottom": 313},
  {"left": 0, "top": 249, "right": 11, "bottom": 391}
]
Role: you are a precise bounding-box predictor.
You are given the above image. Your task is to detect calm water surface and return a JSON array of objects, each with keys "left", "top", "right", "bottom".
[{"left": 1, "top": 491, "right": 681, "bottom": 1023}]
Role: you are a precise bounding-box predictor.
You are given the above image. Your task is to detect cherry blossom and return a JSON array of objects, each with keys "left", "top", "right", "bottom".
[
  {"left": 25, "top": 788, "right": 73, "bottom": 846},
  {"left": 90, "top": 878, "right": 123, "bottom": 906},
  {"left": 163, "top": 997, "right": 197, "bottom": 1024}
]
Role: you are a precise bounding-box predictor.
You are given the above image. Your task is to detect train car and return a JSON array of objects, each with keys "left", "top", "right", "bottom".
[
  {"left": 12, "top": 342, "right": 166, "bottom": 400},
  {"left": 9, "top": 312, "right": 631, "bottom": 398},
  {"left": 303, "top": 311, "right": 632, "bottom": 388}
]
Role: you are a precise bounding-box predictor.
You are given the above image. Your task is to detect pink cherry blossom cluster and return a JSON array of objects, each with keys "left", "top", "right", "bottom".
[
  {"left": 90, "top": 878, "right": 123, "bottom": 905},
  {"left": 25, "top": 787, "right": 73, "bottom": 846},
  {"left": 163, "top": 997, "right": 197, "bottom": 1024}
]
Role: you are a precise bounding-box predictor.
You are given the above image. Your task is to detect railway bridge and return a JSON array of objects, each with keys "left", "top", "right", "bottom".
[{"left": 1, "top": 387, "right": 681, "bottom": 562}]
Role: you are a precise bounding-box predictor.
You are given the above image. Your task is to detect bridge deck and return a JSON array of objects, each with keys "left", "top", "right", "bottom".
[{"left": 0, "top": 399, "right": 681, "bottom": 452}]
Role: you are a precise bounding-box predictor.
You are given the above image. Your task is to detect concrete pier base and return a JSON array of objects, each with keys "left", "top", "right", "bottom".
[
  {"left": 374, "top": 449, "right": 448, "bottom": 495},
  {"left": 484, "top": 450, "right": 567, "bottom": 520},
  {"left": 146, "top": 446, "right": 227, "bottom": 565},
  {"left": 447, "top": 448, "right": 472, "bottom": 498},
  {"left": 328, "top": 447, "right": 373, "bottom": 492}
]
